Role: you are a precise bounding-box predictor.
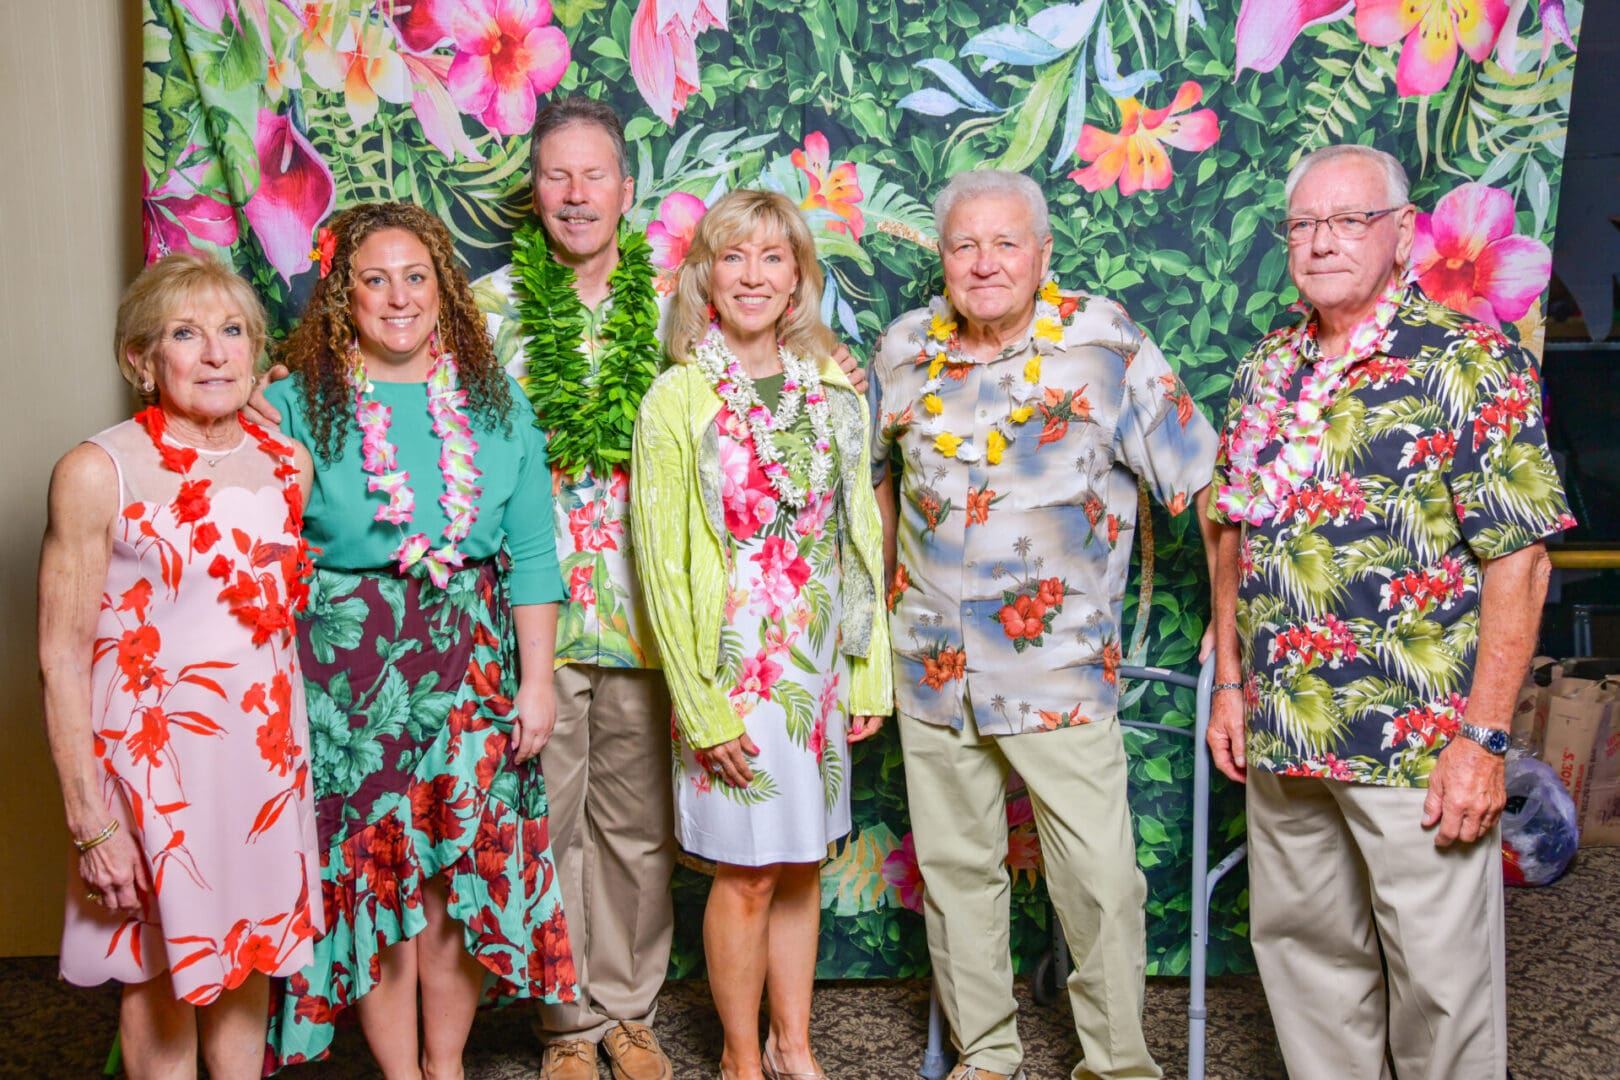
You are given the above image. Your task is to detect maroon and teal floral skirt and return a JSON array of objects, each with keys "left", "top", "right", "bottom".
[{"left": 267, "top": 556, "right": 576, "bottom": 1070}]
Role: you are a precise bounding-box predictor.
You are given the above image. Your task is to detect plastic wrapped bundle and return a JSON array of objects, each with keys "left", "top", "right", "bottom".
[{"left": 1501, "top": 752, "right": 1580, "bottom": 887}]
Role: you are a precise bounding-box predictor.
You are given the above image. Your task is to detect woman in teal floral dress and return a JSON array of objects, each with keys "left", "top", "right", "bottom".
[
  {"left": 261, "top": 203, "right": 575, "bottom": 1075},
  {"left": 631, "top": 190, "right": 892, "bottom": 1080}
]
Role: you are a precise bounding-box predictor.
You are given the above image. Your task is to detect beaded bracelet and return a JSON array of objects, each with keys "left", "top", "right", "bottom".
[
  {"left": 1213, "top": 681, "right": 1244, "bottom": 694},
  {"left": 73, "top": 819, "right": 119, "bottom": 855}
]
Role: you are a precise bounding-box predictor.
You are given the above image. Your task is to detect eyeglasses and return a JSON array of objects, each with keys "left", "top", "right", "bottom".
[{"left": 1274, "top": 208, "right": 1401, "bottom": 245}]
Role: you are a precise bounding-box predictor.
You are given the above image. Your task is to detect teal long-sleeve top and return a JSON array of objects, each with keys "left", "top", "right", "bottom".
[{"left": 266, "top": 373, "right": 564, "bottom": 605}]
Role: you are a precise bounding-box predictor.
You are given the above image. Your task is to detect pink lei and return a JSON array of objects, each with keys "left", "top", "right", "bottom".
[{"left": 349, "top": 340, "right": 484, "bottom": 587}]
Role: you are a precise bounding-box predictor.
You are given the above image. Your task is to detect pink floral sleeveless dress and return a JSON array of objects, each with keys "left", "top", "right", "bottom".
[{"left": 58, "top": 416, "right": 322, "bottom": 1005}]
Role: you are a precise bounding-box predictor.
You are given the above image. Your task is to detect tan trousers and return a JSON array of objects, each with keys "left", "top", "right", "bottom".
[
  {"left": 900, "top": 708, "right": 1161, "bottom": 1080},
  {"left": 1246, "top": 770, "right": 1507, "bottom": 1080},
  {"left": 537, "top": 664, "right": 676, "bottom": 1043}
]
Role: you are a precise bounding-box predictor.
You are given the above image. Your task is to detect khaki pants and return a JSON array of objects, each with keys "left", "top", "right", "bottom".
[
  {"left": 537, "top": 664, "right": 676, "bottom": 1043},
  {"left": 900, "top": 708, "right": 1160, "bottom": 1080},
  {"left": 1246, "top": 770, "right": 1507, "bottom": 1080}
]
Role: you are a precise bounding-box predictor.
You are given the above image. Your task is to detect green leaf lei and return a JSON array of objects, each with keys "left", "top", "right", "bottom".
[{"left": 510, "top": 222, "right": 662, "bottom": 481}]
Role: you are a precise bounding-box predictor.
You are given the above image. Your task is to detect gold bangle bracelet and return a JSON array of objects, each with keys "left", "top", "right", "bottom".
[{"left": 73, "top": 819, "right": 119, "bottom": 855}]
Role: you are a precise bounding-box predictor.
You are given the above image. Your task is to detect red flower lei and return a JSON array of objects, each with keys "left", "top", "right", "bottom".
[{"left": 135, "top": 406, "right": 315, "bottom": 622}]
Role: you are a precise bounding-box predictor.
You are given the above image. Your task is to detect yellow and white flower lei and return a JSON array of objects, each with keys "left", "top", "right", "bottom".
[{"left": 917, "top": 281, "right": 1066, "bottom": 465}]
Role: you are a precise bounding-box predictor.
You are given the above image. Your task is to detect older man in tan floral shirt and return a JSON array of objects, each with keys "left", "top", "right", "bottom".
[{"left": 870, "top": 169, "right": 1219, "bottom": 1080}]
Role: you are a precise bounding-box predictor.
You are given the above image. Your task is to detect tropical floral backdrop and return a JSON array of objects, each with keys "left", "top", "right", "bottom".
[{"left": 142, "top": 0, "right": 1583, "bottom": 979}]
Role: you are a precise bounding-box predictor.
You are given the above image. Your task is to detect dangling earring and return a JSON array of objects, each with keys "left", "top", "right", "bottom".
[
  {"left": 786, "top": 298, "right": 796, "bottom": 317},
  {"left": 706, "top": 301, "right": 718, "bottom": 323}
]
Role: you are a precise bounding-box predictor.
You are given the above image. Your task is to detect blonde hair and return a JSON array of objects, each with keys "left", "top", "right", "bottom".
[
  {"left": 115, "top": 253, "right": 268, "bottom": 399},
  {"left": 665, "top": 189, "right": 836, "bottom": 363}
]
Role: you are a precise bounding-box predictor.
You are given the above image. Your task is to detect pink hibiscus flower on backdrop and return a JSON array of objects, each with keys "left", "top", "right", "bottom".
[
  {"left": 749, "top": 536, "right": 812, "bottom": 619},
  {"left": 243, "top": 110, "right": 335, "bottom": 283},
  {"left": 647, "top": 191, "right": 707, "bottom": 271},
  {"left": 447, "top": 0, "right": 571, "bottom": 136},
  {"left": 142, "top": 157, "right": 239, "bottom": 262},
  {"left": 1069, "top": 82, "right": 1220, "bottom": 196},
  {"left": 1357, "top": 0, "right": 1511, "bottom": 96},
  {"left": 792, "top": 132, "right": 865, "bottom": 240},
  {"left": 882, "top": 833, "right": 925, "bottom": 912},
  {"left": 629, "top": 0, "right": 728, "bottom": 125},
  {"left": 1410, "top": 182, "right": 1551, "bottom": 325}
]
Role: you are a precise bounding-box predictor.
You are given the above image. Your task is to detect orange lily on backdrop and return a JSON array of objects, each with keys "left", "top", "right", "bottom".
[
  {"left": 1069, "top": 81, "right": 1220, "bottom": 197},
  {"left": 792, "top": 132, "right": 866, "bottom": 240},
  {"left": 302, "top": 15, "right": 411, "bottom": 128}
]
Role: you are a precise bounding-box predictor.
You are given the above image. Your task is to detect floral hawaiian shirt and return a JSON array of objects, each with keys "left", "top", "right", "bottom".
[
  {"left": 870, "top": 291, "right": 1218, "bottom": 735},
  {"left": 1210, "top": 285, "right": 1574, "bottom": 786},
  {"left": 476, "top": 265, "right": 670, "bottom": 669}
]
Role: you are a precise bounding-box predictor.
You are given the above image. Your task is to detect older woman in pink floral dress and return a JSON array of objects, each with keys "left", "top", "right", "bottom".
[{"left": 41, "top": 254, "right": 322, "bottom": 1080}]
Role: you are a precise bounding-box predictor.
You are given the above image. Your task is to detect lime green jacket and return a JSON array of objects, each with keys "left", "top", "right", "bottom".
[{"left": 630, "top": 359, "right": 894, "bottom": 750}]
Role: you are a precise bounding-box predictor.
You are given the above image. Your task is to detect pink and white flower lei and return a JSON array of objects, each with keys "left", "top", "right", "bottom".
[
  {"left": 1215, "top": 278, "right": 1405, "bottom": 527},
  {"left": 349, "top": 339, "right": 484, "bottom": 588},
  {"left": 692, "top": 325, "right": 833, "bottom": 509}
]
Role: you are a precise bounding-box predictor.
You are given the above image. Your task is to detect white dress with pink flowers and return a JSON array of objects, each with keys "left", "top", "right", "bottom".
[{"left": 671, "top": 396, "right": 851, "bottom": 867}]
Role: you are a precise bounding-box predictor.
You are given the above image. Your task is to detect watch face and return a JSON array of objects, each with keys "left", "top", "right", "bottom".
[{"left": 1486, "top": 729, "right": 1510, "bottom": 754}]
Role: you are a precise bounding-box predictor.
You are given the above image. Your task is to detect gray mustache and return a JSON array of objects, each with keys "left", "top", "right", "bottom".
[{"left": 555, "top": 208, "right": 600, "bottom": 222}]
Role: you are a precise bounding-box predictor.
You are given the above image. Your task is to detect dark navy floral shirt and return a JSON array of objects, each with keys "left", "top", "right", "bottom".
[{"left": 1210, "top": 286, "right": 1573, "bottom": 786}]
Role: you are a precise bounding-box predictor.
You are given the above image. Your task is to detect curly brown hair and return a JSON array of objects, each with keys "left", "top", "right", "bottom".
[{"left": 279, "top": 201, "right": 512, "bottom": 462}]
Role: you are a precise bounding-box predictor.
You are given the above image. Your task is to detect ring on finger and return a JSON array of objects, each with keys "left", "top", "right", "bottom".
[{"left": 85, "top": 890, "right": 103, "bottom": 903}]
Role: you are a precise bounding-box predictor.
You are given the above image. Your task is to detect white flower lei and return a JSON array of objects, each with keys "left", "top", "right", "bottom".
[
  {"left": 692, "top": 326, "right": 834, "bottom": 508},
  {"left": 914, "top": 281, "right": 1066, "bottom": 465}
]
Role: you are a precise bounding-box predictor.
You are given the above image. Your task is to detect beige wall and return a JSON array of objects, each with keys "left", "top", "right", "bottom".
[{"left": 0, "top": 1, "right": 141, "bottom": 955}]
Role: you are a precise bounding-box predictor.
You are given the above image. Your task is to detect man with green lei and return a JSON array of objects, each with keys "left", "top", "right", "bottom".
[
  {"left": 474, "top": 96, "right": 674, "bottom": 1080},
  {"left": 475, "top": 96, "right": 865, "bottom": 1080}
]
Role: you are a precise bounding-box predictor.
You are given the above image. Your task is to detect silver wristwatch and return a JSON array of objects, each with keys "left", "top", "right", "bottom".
[{"left": 1455, "top": 720, "right": 1509, "bottom": 756}]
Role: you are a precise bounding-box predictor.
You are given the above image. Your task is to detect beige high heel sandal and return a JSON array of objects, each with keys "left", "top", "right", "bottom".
[{"left": 762, "top": 1042, "right": 828, "bottom": 1080}]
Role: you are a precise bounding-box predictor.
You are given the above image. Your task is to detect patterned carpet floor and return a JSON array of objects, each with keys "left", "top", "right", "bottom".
[{"left": 3, "top": 847, "right": 1614, "bottom": 1079}]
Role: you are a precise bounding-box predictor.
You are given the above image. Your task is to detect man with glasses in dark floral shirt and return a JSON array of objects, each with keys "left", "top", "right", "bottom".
[{"left": 1207, "top": 144, "right": 1573, "bottom": 1080}]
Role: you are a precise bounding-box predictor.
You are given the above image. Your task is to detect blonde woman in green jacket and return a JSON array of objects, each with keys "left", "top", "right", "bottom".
[{"left": 630, "top": 190, "right": 892, "bottom": 1080}]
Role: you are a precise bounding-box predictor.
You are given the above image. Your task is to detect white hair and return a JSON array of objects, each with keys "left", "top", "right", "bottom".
[
  {"left": 1285, "top": 144, "right": 1410, "bottom": 208},
  {"left": 933, "top": 169, "right": 1051, "bottom": 242}
]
